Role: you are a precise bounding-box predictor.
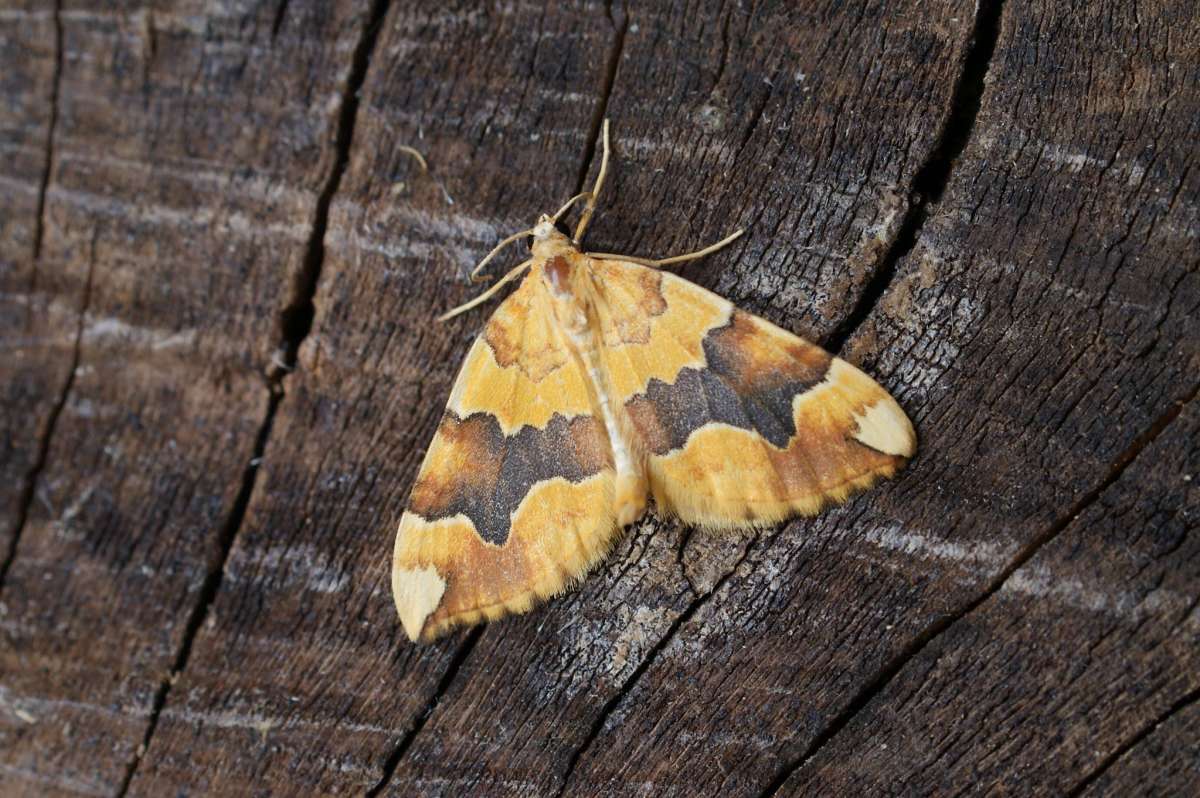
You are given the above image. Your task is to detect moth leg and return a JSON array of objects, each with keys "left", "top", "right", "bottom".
[
  {"left": 585, "top": 228, "right": 745, "bottom": 269},
  {"left": 440, "top": 259, "right": 533, "bottom": 321},
  {"left": 573, "top": 118, "right": 611, "bottom": 244}
]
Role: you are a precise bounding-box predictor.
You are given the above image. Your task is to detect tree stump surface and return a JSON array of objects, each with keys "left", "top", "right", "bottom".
[{"left": 1, "top": 2, "right": 1196, "bottom": 796}]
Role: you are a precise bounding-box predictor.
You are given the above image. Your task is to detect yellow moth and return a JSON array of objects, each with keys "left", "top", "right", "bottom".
[{"left": 392, "top": 122, "right": 916, "bottom": 642}]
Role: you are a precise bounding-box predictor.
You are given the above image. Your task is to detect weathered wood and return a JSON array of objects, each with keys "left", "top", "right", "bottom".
[
  {"left": 0, "top": 4, "right": 65, "bottom": 583},
  {"left": 1078, "top": 700, "right": 1200, "bottom": 798},
  {"left": 771, "top": 0, "right": 1200, "bottom": 793},
  {"left": 784, "top": 402, "right": 1199, "bottom": 795},
  {"left": 1, "top": 0, "right": 1196, "bottom": 796},
  {"left": 125, "top": 1, "right": 980, "bottom": 794},
  {"left": 0, "top": 2, "right": 373, "bottom": 793}
]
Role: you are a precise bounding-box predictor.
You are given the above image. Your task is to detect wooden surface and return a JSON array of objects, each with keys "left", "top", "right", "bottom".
[{"left": 1, "top": 1, "right": 1196, "bottom": 796}]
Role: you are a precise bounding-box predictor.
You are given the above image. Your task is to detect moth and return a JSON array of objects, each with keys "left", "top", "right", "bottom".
[{"left": 392, "top": 122, "right": 916, "bottom": 642}]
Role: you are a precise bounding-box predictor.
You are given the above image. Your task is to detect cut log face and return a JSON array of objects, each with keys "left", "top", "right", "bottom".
[{"left": 0, "top": 1, "right": 1196, "bottom": 797}]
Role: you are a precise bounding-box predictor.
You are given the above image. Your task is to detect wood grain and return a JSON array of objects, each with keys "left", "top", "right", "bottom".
[
  {"left": 0, "top": 3, "right": 66, "bottom": 588},
  {"left": 0, "top": 2, "right": 373, "bottom": 792}
]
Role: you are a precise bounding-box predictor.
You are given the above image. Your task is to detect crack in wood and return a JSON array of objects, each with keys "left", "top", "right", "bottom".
[
  {"left": 824, "top": 0, "right": 1006, "bottom": 355},
  {"left": 113, "top": 386, "right": 282, "bottom": 798},
  {"left": 30, "top": 0, "right": 62, "bottom": 280},
  {"left": 112, "top": 1, "right": 394, "bottom": 793},
  {"left": 735, "top": 81, "right": 773, "bottom": 160},
  {"left": 755, "top": 382, "right": 1199, "bottom": 797},
  {"left": 276, "top": 0, "right": 392, "bottom": 377},
  {"left": 572, "top": 0, "right": 629, "bottom": 197},
  {"left": 1064, "top": 685, "right": 1200, "bottom": 797},
  {"left": 365, "top": 627, "right": 485, "bottom": 797},
  {"left": 675, "top": 524, "right": 700, "bottom": 598},
  {"left": 0, "top": 226, "right": 96, "bottom": 596},
  {"left": 709, "top": 6, "right": 733, "bottom": 97},
  {"left": 271, "top": 0, "right": 291, "bottom": 41},
  {"left": 552, "top": 532, "right": 766, "bottom": 798}
]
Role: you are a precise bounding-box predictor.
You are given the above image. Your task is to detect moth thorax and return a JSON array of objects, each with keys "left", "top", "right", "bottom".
[
  {"left": 544, "top": 255, "right": 573, "bottom": 293},
  {"left": 543, "top": 255, "right": 589, "bottom": 334}
]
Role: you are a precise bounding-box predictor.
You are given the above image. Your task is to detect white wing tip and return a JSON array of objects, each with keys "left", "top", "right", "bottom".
[
  {"left": 852, "top": 396, "right": 917, "bottom": 458},
  {"left": 392, "top": 565, "right": 446, "bottom": 643}
]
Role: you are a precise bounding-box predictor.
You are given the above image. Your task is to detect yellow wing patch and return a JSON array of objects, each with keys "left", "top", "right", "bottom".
[
  {"left": 645, "top": 359, "right": 915, "bottom": 526},
  {"left": 447, "top": 274, "right": 594, "bottom": 432},
  {"left": 394, "top": 473, "right": 617, "bottom": 642},
  {"left": 599, "top": 262, "right": 915, "bottom": 528},
  {"left": 589, "top": 261, "right": 733, "bottom": 403}
]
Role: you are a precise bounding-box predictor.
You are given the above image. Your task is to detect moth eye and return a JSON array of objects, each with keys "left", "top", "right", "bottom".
[{"left": 553, "top": 218, "right": 571, "bottom": 238}]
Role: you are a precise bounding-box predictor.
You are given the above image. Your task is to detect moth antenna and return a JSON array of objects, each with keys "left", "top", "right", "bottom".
[
  {"left": 551, "top": 192, "right": 591, "bottom": 224},
  {"left": 586, "top": 228, "right": 745, "bottom": 268},
  {"left": 573, "top": 118, "right": 611, "bottom": 244},
  {"left": 440, "top": 258, "right": 533, "bottom": 321},
  {"left": 469, "top": 228, "right": 536, "bottom": 283}
]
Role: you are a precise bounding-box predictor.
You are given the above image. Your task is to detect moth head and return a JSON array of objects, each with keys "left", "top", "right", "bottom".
[
  {"left": 532, "top": 214, "right": 556, "bottom": 238},
  {"left": 530, "top": 214, "right": 573, "bottom": 260}
]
